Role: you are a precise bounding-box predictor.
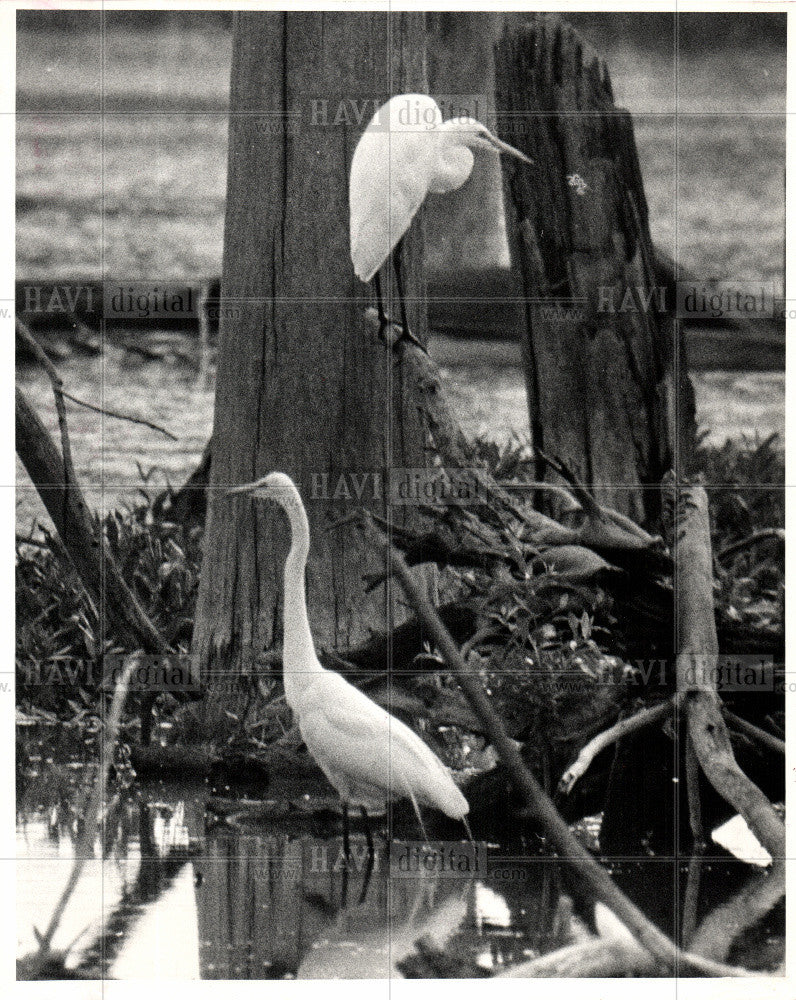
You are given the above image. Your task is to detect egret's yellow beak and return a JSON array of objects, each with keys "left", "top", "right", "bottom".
[
  {"left": 488, "top": 134, "right": 534, "bottom": 165},
  {"left": 225, "top": 481, "right": 261, "bottom": 496}
]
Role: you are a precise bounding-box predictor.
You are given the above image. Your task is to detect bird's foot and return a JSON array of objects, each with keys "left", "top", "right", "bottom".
[
  {"left": 393, "top": 326, "right": 428, "bottom": 355},
  {"left": 372, "top": 309, "right": 428, "bottom": 354}
]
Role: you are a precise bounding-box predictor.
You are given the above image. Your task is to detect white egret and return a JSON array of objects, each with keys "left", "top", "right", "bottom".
[
  {"left": 349, "top": 93, "right": 533, "bottom": 349},
  {"left": 227, "top": 472, "right": 470, "bottom": 853}
]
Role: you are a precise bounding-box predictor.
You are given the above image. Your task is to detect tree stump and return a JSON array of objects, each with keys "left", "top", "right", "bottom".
[
  {"left": 192, "top": 12, "right": 431, "bottom": 732},
  {"left": 495, "top": 15, "right": 695, "bottom": 522}
]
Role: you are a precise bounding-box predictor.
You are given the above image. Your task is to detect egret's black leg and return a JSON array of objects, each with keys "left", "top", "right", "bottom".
[
  {"left": 341, "top": 861, "right": 349, "bottom": 909},
  {"left": 360, "top": 806, "right": 374, "bottom": 857},
  {"left": 342, "top": 802, "right": 351, "bottom": 863},
  {"left": 373, "top": 270, "right": 389, "bottom": 330},
  {"left": 358, "top": 851, "right": 374, "bottom": 906},
  {"left": 391, "top": 238, "right": 427, "bottom": 354},
  {"left": 392, "top": 237, "right": 411, "bottom": 340},
  {"left": 357, "top": 807, "right": 375, "bottom": 905}
]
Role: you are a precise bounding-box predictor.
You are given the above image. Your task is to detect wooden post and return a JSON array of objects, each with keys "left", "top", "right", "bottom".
[
  {"left": 192, "top": 13, "right": 430, "bottom": 730},
  {"left": 495, "top": 15, "right": 695, "bottom": 521}
]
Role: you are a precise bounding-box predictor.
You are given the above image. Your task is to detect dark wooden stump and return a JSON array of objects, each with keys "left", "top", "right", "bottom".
[{"left": 495, "top": 15, "right": 695, "bottom": 522}]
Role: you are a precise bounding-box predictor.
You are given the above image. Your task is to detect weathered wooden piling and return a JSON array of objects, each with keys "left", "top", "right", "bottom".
[{"left": 495, "top": 15, "right": 695, "bottom": 521}]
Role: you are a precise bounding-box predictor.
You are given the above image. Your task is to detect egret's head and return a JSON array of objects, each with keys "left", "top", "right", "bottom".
[
  {"left": 226, "top": 471, "right": 301, "bottom": 506},
  {"left": 443, "top": 117, "right": 534, "bottom": 165}
]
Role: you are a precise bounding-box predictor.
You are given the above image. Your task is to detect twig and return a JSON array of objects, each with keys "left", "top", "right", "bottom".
[
  {"left": 557, "top": 697, "right": 676, "bottom": 796},
  {"left": 717, "top": 529, "right": 785, "bottom": 564},
  {"left": 15, "top": 533, "right": 50, "bottom": 551},
  {"left": 535, "top": 449, "right": 605, "bottom": 522},
  {"left": 723, "top": 708, "right": 785, "bottom": 756},
  {"left": 685, "top": 729, "right": 705, "bottom": 846},
  {"left": 17, "top": 318, "right": 176, "bottom": 440},
  {"left": 26, "top": 655, "right": 139, "bottom": 977},
  {"left": 16, "top": 318, "right": 77, "bottom": 499},
  {"left": 360, "top": 511, "right": 753, "bottom": 978},
  {"left": 681, "top": 854, "right": 704, "bottom": 950},
  {"left": 536, "top": 447, "right": 662, "bottom": 548},
  {"left": 197, "top": 280, "right": 212, "bottom": 391},
  {"left": 61, "top": 390, "right": 177, "bottom": 441}
]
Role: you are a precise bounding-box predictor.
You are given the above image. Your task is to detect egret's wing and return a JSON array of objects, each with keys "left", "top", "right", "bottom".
[
  {"left": 349, "top": 130, "right": 434, "bottom": 282},
  {"left": 298, "top": 673, "right": 467, "bottom": 816}
]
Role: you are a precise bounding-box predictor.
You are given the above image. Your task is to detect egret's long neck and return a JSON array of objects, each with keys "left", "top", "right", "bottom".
[{"left": 280, "top": 496, "right": 322, "bottom": 699}]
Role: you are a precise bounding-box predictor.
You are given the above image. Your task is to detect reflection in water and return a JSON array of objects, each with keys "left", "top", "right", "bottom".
[
  {"left": 193, "top": 832, "right": 480, "bottom": 978},
  {"left": 296, "top": 874, "right": 468, "bottom": 978},
  {"left": 17, "top": 790, "right": 204, "bottom": 978},
  {"left": 17, "top": 729, "right": 783, "bottom": 978},
  {"left": 20, "top": 723, "right": 789, "bottom": 980},
  {"left": 17, "top": 735, "right": 574, "bottom": 979}
]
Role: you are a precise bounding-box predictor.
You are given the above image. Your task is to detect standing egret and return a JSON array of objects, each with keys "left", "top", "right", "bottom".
[
  {"left": 227, "top": 472, "right": 469, "bottom": 854},
  {"left": 349, "top": 93, "right": 533, "bottom": 349}
]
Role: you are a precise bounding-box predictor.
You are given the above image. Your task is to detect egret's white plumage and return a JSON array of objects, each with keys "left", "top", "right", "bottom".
[
  {"left": 227, "top": 472, "right": 469, "bottom": 822},
  {"left": 349, "top": 93, "right": 533, "bottom": 284}
]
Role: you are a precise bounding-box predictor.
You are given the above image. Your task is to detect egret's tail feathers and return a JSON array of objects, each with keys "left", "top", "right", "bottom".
[
  {"left": 393, "top": 754, "right": 469, "bottom": 822},
  {"left": 437, "top": 780, "right": 470, "bottom": 821}
]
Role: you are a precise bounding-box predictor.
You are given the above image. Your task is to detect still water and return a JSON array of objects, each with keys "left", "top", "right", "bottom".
[
  {"left": 16, "top": 725, "right": 578, "bottom": 979},
  {"left": 17, "top": 724, "right": 782, "bottom": 979}
]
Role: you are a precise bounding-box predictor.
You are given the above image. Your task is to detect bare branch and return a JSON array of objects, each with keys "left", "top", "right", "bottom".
[
  {"left": 61, "top": 390, "right": 177, "bottom": 440},
  {"left": 360, "top": 511, "right": 753, "bottom": 978},
  {"left": 723, "top": 708, "right": 785, "bottom": 756},
  {"left": 557, "top": 697, "right": 677, "bottom": 796},
  {"left": 717, "top": 528, "right": 785, "bottom": 563},
  {"left": 664, "top": 475, "right": 785, "bottom": 861}
]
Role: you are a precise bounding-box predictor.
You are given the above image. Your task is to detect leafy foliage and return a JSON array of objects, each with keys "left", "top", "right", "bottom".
[
  {"left": 699, "top": 434, "right": 784, "bottom": 639},
  {"left": 16, "top": 435, "right": 784, "bottom": 744},
  {"left": 16, "top": 493, "right": 203, "bottom": 718}
]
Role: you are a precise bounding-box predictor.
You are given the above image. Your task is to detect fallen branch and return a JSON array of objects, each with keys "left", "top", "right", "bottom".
[
  {"left": 717, "top": 528, "right": 785, "bottom": 563},
  {"left": 16, "top": 318, "right": 171, "bottom": 658},
  {"left": 360, "top": 511, "right": 753, "bottom": 978},
  {"left": 16, "top": 386, "right": 169, "bottom": 656},
  {"left": 681, "top": 732, "right": 705, "bottom": 945},
  {"left": 536, "top": 449, "right": 663, "bottom": 549},
  {"left": 394, "top": 332, "right": 572, "bottom": 541},
  {"left": 557, "top": 697, "right": 677, "bottom": 796},
  {"left": 665, "top": 477, "right": 785, "bottom": 862},
  {"left": 689, "top": 860, "right": 785, "bottom": 966},
  {"left": 16, "top": 317, "right": 77, "bottom": 502},
  {"left": 501, "top": 904, "right": 657, "bottom": 978}
]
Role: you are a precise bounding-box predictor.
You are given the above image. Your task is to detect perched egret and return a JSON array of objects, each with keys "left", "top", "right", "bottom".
[
  {"left": 349, "top": 93, "right": 533, "bottom": 349},
  {"left": 227, "top": 472, "right": 469, "bottom": 853}
]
